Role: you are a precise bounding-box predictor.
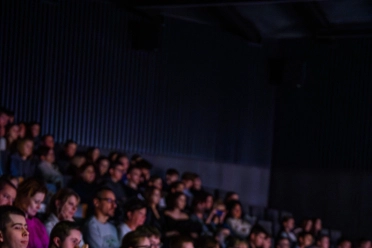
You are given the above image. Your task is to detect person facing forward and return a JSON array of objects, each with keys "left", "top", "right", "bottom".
[{"left": 0, "top": 205, "right": 29, "bottom": 248}]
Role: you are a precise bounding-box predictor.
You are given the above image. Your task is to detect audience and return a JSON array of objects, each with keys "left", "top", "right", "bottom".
[
  {"left": 83, "top": 187, "right": 120, "bottom": 248},
  {"left": 48, "top": 221, "right": 83, "bottom": 248},
  {"left": 0, "top": 106, "right": 367, "bottom": 248},
  {"left": 0, "top": 205, "right": 29, "bottom": 248},
  {"left": 14, "top": 178, "right": 49, "bottom": 248}
]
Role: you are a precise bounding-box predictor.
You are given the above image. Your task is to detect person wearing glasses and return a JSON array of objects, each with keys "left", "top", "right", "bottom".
[
  {"left": 83, "top": 187, "right": 120, "bottom": 248},
  {"left": 136, "top": 225, "right": 163, "bottom": 248},
  {"left": 120, "top": 230, "right": 151, "bottom": 248},
  {"left": 0, "top": 205, "right": 29, "bottom": 248}
]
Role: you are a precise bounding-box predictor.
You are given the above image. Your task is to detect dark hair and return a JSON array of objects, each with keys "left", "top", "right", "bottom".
[
  {"left": 49, "top": 221, "right": 81, "bottom": 248},
  {"left": 5, "top": 123, "right": 18, "bottom": 134},
  {"left": 120, "top": 230, "right": 148, "bottom": 248},
  {"left": 166, "top": 168, "right": 179, "bottom": 176},
  {"left": 0, "top": 206, "right": 25, "bottom": 232},
  {"left": 170, "top": 235, "right": 193, "bottom": 248},
  {"left": 356, "top": 239, "right": 371, "bottom": 248},
  {"left": 316, "top": 235, "right": 329, "bottom": 243},
  {"left": 0, "top": 176, "right": 16, "bottom": 191},
  {"left": 249, "top": 225, "right": 268, "bottom": 240},
  {"left": 226, "top": 200, "right": 244, "bottom": 219},
  {"left": 298, "top": 232, "right": 313, "bottom": 240},
  {"left": 148, "top": 175, "right": 162, "bottom": 184},
  {"left": 224, "top": 191, "right": 238, "bottom": 205},
  {"left": 115, "top": 153, "right": 128, "bottom": 163},
  {"left": 337, "top": 238, "right": 351, "bottom": 246},
  {"left": 281, "top": 215, "right": 294, "bottom": 224},
  {"left": 108, "top": 151, "right": 120, "bottom": 162},
  {"left": 136, "top": 160, "right": 152, "bottom": 170},
  {"left": 144, "top": 186, "right": 160, "bottom": 204},
  {"left": 38, "top": 145, "right": 52, "bottom": 157},
  {"left": 63, "top": 139, "right": 77, "bottom": 148},
  {"left": 78, "top": 162, "right": 95, "bottom": 175},
  {"left": 136, "top": 225, "right": 161, "bottom": 239},
  {"left": 127, "top": 165, "right": 141, "bottom": 174},
  {"left": 181, "top": 172, "right": 196, "bottom": 181},
  {"left": 276, "top": 237, "right": 291, "bottom": 246},
  {"left": 166, "top": 192, "right": 185, "bottom": 210},
  {"left": 14, "top": 178, "right": 47, "bottom": 210},
  {"left": 169, "top": 181, "right": 184, "bottom": 192},
  {"left": 225, "top": 236, "right": 247, "bottom": 248},
  {"left": 191, "top": 193, "right": 207, "bottom": 210},
  {"left": 195, "top": 236, "right": 219, "bottom": 248},
  {"left": 94, "top": 187, "right": 114, "bottom": 200},
  {"left": 123, "top": 199, "right": 147, "bottom": 221},
  {"left": 41, "top": 134, "right": 54, "bottom": 141},
  {"left": 47, "top": 188, "right": 80, "bottom": 216},
  {"left": 109, "top": 161, "right": 124, "bottom": 171}
]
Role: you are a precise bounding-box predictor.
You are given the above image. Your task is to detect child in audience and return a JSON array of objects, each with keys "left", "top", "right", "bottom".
[
  {"left": 44, "top": 188, "right": 80, "bottom": 234},
  {"left": 225, "top": 200, "right": 251, "bottom": 239},
  {"left": 14, "top": 178, "right": 49, "bottom": 248},
  {"left": 9, "top": 138, "right": 35, "bottom": 178}
]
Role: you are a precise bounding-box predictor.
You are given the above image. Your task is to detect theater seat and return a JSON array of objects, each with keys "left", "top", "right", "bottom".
[{"left": 250, "top": 206, "right": 265, "bottom": 220}]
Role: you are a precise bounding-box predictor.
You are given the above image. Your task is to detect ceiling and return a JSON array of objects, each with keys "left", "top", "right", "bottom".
[{"left": 123, "top": 0, "right": 372, "bottom": 44}]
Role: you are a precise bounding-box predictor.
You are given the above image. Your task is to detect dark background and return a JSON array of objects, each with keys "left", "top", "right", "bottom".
[{"left": 1, "top": 0, "right": 372, "bottom": 239}]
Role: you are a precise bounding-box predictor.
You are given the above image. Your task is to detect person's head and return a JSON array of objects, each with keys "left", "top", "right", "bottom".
[
  {"left": 357, "top": 239, "right": 372, "bottom": 248},
  {"left": 49, "top": 221, "right": 82, "bottom": 248},
  {"left": 18, "top": 123, "right": 26, "bottom": 139},
  {"left": 263, "top": 235, "right": 272, "bottom": 248},
  {"left": 14, "top": 178, "right": 47, "bottom": 218},
  {"left": 249, "top": 225, "right": 268, "bottom": 248},
  {"left": 123, "top": 199, "right": 147, "bottom": 229},
  {"left": 337, "top": 239, "right": 352, "bottom": 248},
  {"left": 63, "top": 140, "right": 77, "bottom": 158},
  {"left": 144, "top": 187, "right": 161, "bottom": 206},
  {"left": 136, "top": 225, "right": 162, "bottom": 248},
  {"left": 96, "top": 156, "right": 110, "bottom": 177},
  {"left": 0, "top": 178, "right": 17, "bottom": 206},
  {"left": 165, "top": 169, "right": 179, "bottom": 186},
  {"left": 136, "top": 160, "right": 152, "bottom": 183},
  {"left": 169, "top": 182, "right": 184, "bottom": 194},
  {"left": 0, "top": 110, "right": 9, "bottom": 127},
  {"left": 38, "top": 146, "right": 55, "bottom": 164},
  {"left": 0, "top": 206, "right": 28, "bottom": 248},
  {"left": 5, "top": 124, "right": 19, "bottom": 141},
  {"left": 120, "top": 230, "right": 150, "bottom": 248},
  {"left": 170, "top": 236, "right": 194, "bottom": 248},
  {"left": 191, "top": 194, "right": 206, "bottom": 214},
  {"left": 224, "top": 191, "right": 239, "bottom": 205},
  {"left": 195, "top": 236, "right": 220, "bottom": 248},
  {"left": 298, "top": 232, "right": 314, "bottom": 248},
  {"left": 130, "top": 154, "right": 143, "bottom": 165},
  {"left": 225, "top": 237, "right": 248, "bottom": 248},
  {"left": 148, "top": 176, "right": 162, "bottom": 191},
  {"left": 317, "top": 236, "right": 330, "bottom": 248},
  {"left": 126, "top": 166, "right": 142, "bottom": 186},
  {"left": 192, "top": 175, "right": 202, "bottom": 191},
  {"left": 282, "top": 216, "right": 295, "bottom": 231},
  {"left": 16, "top": 138, "right": 33, "bottom": 159},
  {"left": 205, "top": 193, "right": 214, "bottom": 211},
  {"left": 116, "top": 154, "right": 130, "bottom": 172},
  {"left": 29, "top": 122, "right": 40, "bottom": 138},
  {"left": 181, "top": 172, "right": 195, "bottom": 190},
  {"left": 41, "top": 134, "right": 54, "bottom": 149},
  {"left": 109, "top": 162, "right": 125, "bottom": 183},
  {"left": 276, "top": 238, "right": 290, "bottom": 248},
  {"left": 70, "top": 153, "right": 86, "bottom": 169},
  {"left": 47, "top": 188, "right": 80, "bottom": 221},
  {"left": 301, "top": 219, "right": 313, "bottom": 233},
  {"left": 226, "top": 200, "right": 243, "bottom": 219},
  {"left": 312, "top": 218, "right": 322, "bottom": 233},
  {"left": 86, "top": 147, "right": 100, "bottom": 163},
  {"left": 93, "top": 188, "right": 117, "bottom": 218},
  {"left": 79, "top": 163, "right": 96, "bottom": 183},
  {"left": 166, "top": 192, "right": 187, "bottom": 211}
]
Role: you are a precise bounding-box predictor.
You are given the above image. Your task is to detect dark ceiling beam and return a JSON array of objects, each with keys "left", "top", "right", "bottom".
[
  {"left": 128, "top": 0, "right": 331, "bottom": 9},
  {"left": 208, "top": 6, "right": 262, "bottom": 44}
]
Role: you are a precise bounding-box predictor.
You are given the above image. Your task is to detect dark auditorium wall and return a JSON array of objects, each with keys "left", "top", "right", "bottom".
[
  {"left": 0, "top": 1, "right": 274, "bottom": 205},
  {"left": 269, "top": 38, "right": 372, "bottom": 239}
]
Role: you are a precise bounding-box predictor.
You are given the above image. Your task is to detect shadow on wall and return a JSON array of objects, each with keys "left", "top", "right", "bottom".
[{"left": 143, "top": 154, "right": 270, "bottom": 207}]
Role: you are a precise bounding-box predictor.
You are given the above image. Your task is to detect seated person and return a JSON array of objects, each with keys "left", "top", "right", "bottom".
[
  {"left": 103, "top": 162, "right": 127, "bottom": 204},
  {"left": 316, "top": 235, "right": 330, "bottom": 248},
  {"left": 357, "top": 239, "right": 372, "bottom": 248},
  {"left": 225, "top": 236, "right": 248, "bottom": 248},
  {"left": 94, "top": 156, "right": 110, "bottom": 183},
  {"left": 83, "top": 187, "right": 120, "bottom": 248},
  {"left": 148, "top": 176, "right": 166, "bottom": 208},
  {"left": 190, "top": 174, "right": 205, "bottom": 198},
  {"left": 49, "top": 221, "right": 83, "bottom": 248},
  {"left": 136, "top": 160, "right": 152, "bottom": 190},
  {"left": 296, "top": 232, "right": 314, "bottom": 248},
  {"left": 14, "top": 178, "right": 49, "bottom": 248},
  {"left": 263, "top": 235, "right": 272, "bottom": 248},
  {"left": 115, "top": 154, "right": 130, "bottom": 184},
  {"left": 0, "top": 177, "right": 17, "bottom": 206},
  {"left": 37, "top": 146, "right": 63, "bottom": 190},
  {"left": 337, "top": 238, "right": 352, "bottom": 248},
  {"left": 170, "top": 236, "right": 194, "bottom": 248},
  {"left": 294, "top": 219, "right": 313, "bottom": 236},
  {"left": 189, "top": 193, "right": 213, "bottom": 236},
  {"left": 123, "top": 165, "right": 142, "bottom": 200},
  {"left": 28, "top": 122, "right": 41, "bottom": 149},
  {"left": 4, "top": 123, "right": 19, "bottom": 153},
  {"left": 181, "top": 172, "right": 195, "bottom": 205},
  {"left": 144, "top": 187, "right": 164, "bottom": 232},
  {"left": 136, "top": 225, "right": 162, "bottom": 248},
  {"left": 169, "top": 182, "right": 185, "bottom": 194},
  {"left": 40, "top": 134, "right": 55, "bottom": 149},
  {"left": 276, "top": 237, "right": 291, "bottom": 248},
  {"left": 195, "top": 236, "right": 220, "bottom": 248},
  {"left": 86, "top": 147, "right": 100, "bottom": 164},
  {"left": 56, "top": 140, "right": 77, "bottom": 175},
  {"left": 225, "top": 200, "right": 251, "bottom": 239},
  {"left": 278, "top": 216, "right": 297, "bottom": 247},
  {"left": 248, "top": 225, "right": 268, "bottom": 248},
  {"left": 70, "top": 163, "right": 96, "bottom": 206},
  {"left": 0, "top": 205, "right": 29, "bottom": 248},
  {"left": 9, "top": 138, "right": 35, "bottom": 178},
  {"left": 223, "top": 192, "right": 239, "bottom": 206},
  {"left": 164, "top": 168, "right": 179, "bottom": 192},
  {"left": 118, "top": 198, "right": 147, "bottom": 241},
  {"left": 44, "top": 188, "right": 80, "bottom": 234},
  {"left": 120, "top": 230, "right": 150, "bottom": 248}
]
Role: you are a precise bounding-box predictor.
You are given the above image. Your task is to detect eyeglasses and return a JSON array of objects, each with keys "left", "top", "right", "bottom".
[{"left": 98, "top": 197, "right": 117, "bottom": 204}]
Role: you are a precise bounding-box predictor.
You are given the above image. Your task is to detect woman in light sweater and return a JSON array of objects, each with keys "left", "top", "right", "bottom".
[{"left": 224, "top": 200, "right": 252, "bottom": 239}]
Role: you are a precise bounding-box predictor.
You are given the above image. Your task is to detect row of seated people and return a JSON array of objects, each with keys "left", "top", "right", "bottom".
[{"left": 0, "top": 107, "right": 370, "bottom": 248}]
